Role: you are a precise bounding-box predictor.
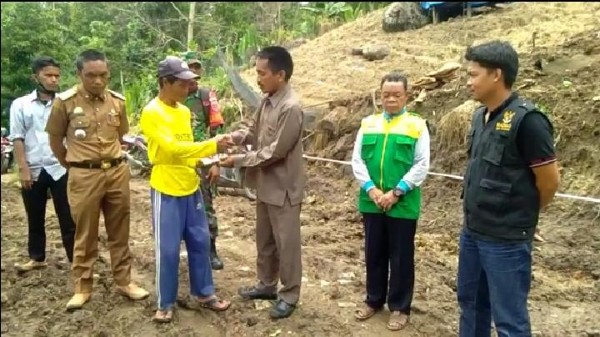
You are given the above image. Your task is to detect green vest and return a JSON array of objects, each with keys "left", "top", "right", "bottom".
[{"left": 357, "top": 112, "right": 427, "bottom": 219}]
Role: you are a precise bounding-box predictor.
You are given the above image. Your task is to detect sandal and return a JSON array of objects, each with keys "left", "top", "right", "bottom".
[
  {"left": 152, "top": 310, "right": 173, "bottom": 323},
  {"left": 354, "top": 304, "right": 379, "bottom": 321},
  {"left": 195, "top": 295, "right": 231, "bottom": 312},
  {"left": 387, "top": 311, "right": 409, "bottom": 331}
]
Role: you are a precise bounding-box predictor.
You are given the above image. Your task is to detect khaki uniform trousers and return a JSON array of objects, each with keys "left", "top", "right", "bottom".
[{"left": 67, "top": 163, "right": 132, "bottom": 293}]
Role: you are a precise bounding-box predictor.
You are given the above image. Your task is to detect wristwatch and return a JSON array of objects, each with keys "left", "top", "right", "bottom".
[{"left": 393, "top": 187, "right": 404, "bottom": 198}]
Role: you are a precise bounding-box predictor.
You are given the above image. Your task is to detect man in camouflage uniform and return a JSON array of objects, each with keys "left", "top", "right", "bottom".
[{"left": 185, "top": 58, "right": 225, "bottom": 270}]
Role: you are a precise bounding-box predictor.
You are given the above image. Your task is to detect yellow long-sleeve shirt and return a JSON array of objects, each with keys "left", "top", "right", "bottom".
[{"left": 139, "top": 97, "right": 217, "bottom": 196}]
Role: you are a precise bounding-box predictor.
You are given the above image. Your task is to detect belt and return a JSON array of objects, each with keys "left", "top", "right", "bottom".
[{"left": 69, "top": 157, "right": 124, "bottom": 170}]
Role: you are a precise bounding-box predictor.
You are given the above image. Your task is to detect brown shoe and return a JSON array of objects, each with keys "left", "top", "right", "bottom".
[
  {"left": 15, "top": 260, "right": 47, "bottom": 272},
  {"left": 66, "top": 293, "right": 91, "bottom": 311},
  {"left": 116, "top": 283, "right": 149, "bottom": 300},
  {"left": 387, "top": 311, "right": 410, "bottom": 331}
]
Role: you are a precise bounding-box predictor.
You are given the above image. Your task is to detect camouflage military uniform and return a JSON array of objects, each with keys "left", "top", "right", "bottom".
[{"left": 185, "top": 90, "right": 222, "bottom": 239}]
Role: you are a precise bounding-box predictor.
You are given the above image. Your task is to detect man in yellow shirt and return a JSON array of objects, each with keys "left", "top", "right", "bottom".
[{"left": 139, "top": 56, "right": 233, "bottom": 323}]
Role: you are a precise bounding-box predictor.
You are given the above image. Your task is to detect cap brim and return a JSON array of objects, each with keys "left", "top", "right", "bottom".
[{"left": 174, "top": 70, "right": 199, "bottom": 80}]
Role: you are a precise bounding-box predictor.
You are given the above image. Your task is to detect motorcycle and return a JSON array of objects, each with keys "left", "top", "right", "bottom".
[
  {"left": 122, "top": 134, "right": 151, "bottom": 177},
  {"left": 1, "top": 127, "right": 14, "bottom": 175}
]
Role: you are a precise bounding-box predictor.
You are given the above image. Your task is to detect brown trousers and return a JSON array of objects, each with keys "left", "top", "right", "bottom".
[
  {"left": 67, "top": 163, "right": 132, "bottom": 293},
  {"left": 255, "top": 196, "right": 302, "bottom": 304}
]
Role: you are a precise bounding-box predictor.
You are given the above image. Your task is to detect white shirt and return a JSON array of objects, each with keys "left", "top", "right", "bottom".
[{"left": 9, "top": 90, "right": 66, "bottom": 181}]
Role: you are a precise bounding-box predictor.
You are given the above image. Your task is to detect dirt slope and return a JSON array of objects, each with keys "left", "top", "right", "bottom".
[{"left": 242, "top": 2, "right": 600, "bottom": 106}]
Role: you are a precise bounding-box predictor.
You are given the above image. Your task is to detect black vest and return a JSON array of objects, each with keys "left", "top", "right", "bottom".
[{"left": 463, "top": 95, "right": 548, "bottom": 242}]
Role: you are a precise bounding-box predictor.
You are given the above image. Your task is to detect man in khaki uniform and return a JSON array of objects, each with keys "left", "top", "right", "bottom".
[
  {"left": 46, "top": 49, "right": 149, "bottom": 310},
  {"left": 220, "top": 46, "right": 305, "bottom": 319}
]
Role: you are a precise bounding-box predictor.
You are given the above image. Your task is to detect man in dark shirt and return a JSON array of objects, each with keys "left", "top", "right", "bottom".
[{"left": 457, "top": 41, "right": 560, "bottom": 337}]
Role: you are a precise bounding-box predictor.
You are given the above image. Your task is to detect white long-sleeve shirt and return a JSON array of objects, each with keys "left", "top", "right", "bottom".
[
  {"left": 351, "top": 114, "right": 430, "bottom": 193},
  {"left": 9, "top": 90, "right": 66, "bottom": 181}
]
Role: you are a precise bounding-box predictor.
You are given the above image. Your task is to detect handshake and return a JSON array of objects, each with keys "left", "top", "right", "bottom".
[{"left": 212, "top": 134, "right": 240, "bottom": 168}]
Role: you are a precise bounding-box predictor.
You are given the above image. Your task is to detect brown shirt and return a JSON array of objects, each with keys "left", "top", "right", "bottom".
[
  {"left": 45, "top": 85, "right": 129, "bottom": 163},
  {"left": 231, "top": 84, "right": 306, "bottom": 207}
]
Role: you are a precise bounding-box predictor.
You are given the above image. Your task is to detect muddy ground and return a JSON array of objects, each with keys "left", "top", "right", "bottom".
[{"left": 1, "top": 166, "right": 598, "bottom": 337}]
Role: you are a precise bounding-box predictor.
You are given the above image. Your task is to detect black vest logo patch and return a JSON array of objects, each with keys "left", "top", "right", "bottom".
[{"left": 496, "top": 110, "right": 515, "bottom": 131}]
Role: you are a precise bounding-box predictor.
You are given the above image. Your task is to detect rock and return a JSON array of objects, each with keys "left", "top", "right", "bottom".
[
  {"left": 414, "top": 89, "right": 427, "bottom": 103},
  {"left": 412, "top": 76, "right": 439, "bottom": 90},
  {"left": 351, "top": 48, "right": 364, "bottom": 56},
  {"left": 254, "top": 300, "right": 272, "bottom": 311},
  {"left": 592, "top": 96, "right": 600, "bottom": 101},
  {"left": 320, "top": 280, "right": 331, "bottom": 287},
  {"left": 337, "top": 302, "right": 357, "bottom": 308},
  {"left": 339, "top": 272, "right": 356, "bottom": 279},
  {"left": 382, "top": 2, "right": 429, "bottom": 33},
  {"left": 585, "top": 330, "right": 600, "bottom": 337},
  {"left": 362, "top": 44, "right": 391, "bottom": 61},
  {"left": 427, "top": 62, "right": 462, "bottom": 82},
  {"left": 245, "top": 316, "right": 258, "bottom": 327}
]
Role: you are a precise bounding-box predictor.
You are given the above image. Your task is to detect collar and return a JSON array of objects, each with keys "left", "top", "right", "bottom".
[
  {"left": 487, "top": 92, "right": 518, "bottom": 118},
  {"left": 383, "top": 107, "right": 407, "bottom": 121},
  {"left": 28, "top": 90, "right": 54, "bottom": 104},
  {"left": 267, "top": 83, "right": 290, "bottom": 108},
  {"left": 78, "top": 85, "right": 107, "bottom": 101},
  {"left": 27, "top": 90, "right": 39, "bottom": 102}
]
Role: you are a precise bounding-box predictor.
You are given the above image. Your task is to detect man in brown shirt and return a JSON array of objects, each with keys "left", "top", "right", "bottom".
[
  {"left": 220, "top": 46, "right": 305, "bottom": 319},
  {"left": 46, "top": 49, "right": 149, "bottom": 310}
]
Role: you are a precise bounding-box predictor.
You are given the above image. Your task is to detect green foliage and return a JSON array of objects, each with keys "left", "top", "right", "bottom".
[
  {"left": 202, "top": 67, "right": 232, "bottom": 98},
  {"left": 1, "top": 1, "right": 388, "bottom": 129},
  {"left": 220, "top": 103, "right": 242, "bottom": 130},
  {"left": 124, "top": 74, "right": 156, "bottom": 124}
]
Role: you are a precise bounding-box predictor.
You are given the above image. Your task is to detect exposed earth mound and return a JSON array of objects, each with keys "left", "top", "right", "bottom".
[{"left": 2, "top": 2, "right": 599, "bottom": 337}]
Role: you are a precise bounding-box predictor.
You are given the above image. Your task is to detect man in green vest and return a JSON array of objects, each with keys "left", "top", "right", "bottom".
[
  {"left": 351, "top": 71, "right": 430, "bottom": 331},
  {"left": 184, "top": 58, "right": 225, "bottom": 270}
]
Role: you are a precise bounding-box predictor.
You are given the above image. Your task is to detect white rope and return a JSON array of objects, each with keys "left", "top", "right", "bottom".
[{"left": 302, "top": 155, "right": 600, "bottom": 204}]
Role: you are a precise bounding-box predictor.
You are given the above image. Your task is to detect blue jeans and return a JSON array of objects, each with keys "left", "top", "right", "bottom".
[
  {"left": 457, "top": 229, "right": 533, "bottom": 337},
  {"left": 151, "top": 188, "right": 214, "bottom": 311}
]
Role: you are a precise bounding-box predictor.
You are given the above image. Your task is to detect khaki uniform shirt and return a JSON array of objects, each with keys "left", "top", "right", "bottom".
[
  {"left": 231, "top": 84, "right": 306, "bottom": 207},
  {"left": 45, "top": 85, "right": 129, "bottom": 163}
]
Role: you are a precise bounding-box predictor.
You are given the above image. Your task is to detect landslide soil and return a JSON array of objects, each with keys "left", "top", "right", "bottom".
[{"left": 2, "top": 2, "right": 600, "bottom": 337}]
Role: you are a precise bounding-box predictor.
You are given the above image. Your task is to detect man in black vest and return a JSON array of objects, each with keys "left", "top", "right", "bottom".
[{"left": 457, "top": 41, "right": 560, "bottom": 337}]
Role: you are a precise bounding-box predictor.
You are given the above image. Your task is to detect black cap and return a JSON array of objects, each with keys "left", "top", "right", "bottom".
[{"left": 158, "top": 56, "right": 199, "bottom": 80}]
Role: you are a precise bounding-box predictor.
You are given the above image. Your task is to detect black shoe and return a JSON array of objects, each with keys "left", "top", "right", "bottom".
[
  {"left": 238, "top": 286, "right": 277, "bottom": 301},
  {"left": 210, "top": 253, "right": 224, "bottom": 270},
  {"left": 270, "top": 300, "right": 296, "bottom": 319},
  {"left": 210, "top": 238, "right": 224, "bottom": 270}
]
